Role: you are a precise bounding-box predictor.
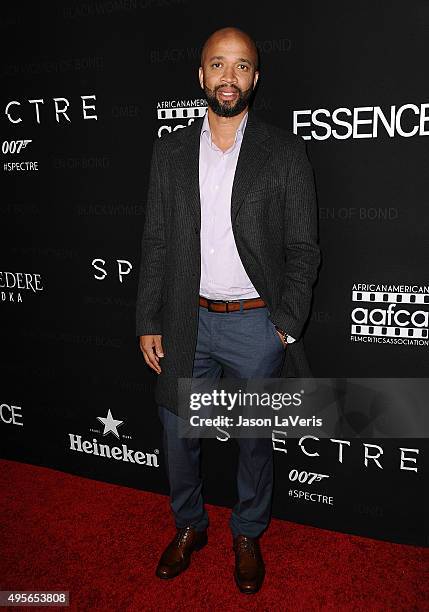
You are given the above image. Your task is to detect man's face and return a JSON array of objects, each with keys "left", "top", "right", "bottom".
[{"left": 199, "top": 34, "right": 259, "bottom": 118}]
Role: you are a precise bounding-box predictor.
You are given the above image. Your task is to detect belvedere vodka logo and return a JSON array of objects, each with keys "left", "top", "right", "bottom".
[
  {"left": 68, "top": 408, "right": 159, "bottom": 468},
  {"left": 350, "top": 283, "right": 429, "bottom": 346},
  {"left": 0, "top": 271, "right": 44, "bottom": 303},
  {"left": 156, "top": 98, "right": 207, "bottom": 138}
]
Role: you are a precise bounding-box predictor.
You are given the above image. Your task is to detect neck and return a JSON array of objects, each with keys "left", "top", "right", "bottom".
[{"left": 206, "top": 107, "right": 248, "bottom": 144}]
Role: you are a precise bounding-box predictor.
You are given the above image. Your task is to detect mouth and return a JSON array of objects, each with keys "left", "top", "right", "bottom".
[{"left": 217, "top": 88, "right": 239, "bottom": 102}]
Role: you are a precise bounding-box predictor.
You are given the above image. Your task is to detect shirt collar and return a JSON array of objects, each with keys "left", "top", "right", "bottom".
[{"left": 200, "top": 109, "right": 248, "bottom": 148}]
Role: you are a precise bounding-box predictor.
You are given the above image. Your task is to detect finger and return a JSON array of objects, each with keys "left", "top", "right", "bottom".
[
  {"left": 276, "top": 331, "right": 287, "bottom": 347},
  {"left": 146, "top": 358, "right": 161, "bottom": 374},
  {"left": 139, "top": 339, "right": 160, "bottom": 373},
  {"left": 140, "top": 338, "right": 164, "bottom": 361},
  {"left": 153, "top": 338, "right": 164, "bottom": 358},
  {"left": 141, "top": 340, "right": 161, "bottom": 363},
  {"left": 142, "top": 349, "right": 161, "bottom": 374}
]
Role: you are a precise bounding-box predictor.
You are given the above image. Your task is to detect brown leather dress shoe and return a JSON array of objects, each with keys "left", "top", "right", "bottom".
[
  {"left": 155, "top": 526, "right": 208, "bottom": 579},
  {"left": 233, "top": 535, "right": 265, "bottom": 594}
]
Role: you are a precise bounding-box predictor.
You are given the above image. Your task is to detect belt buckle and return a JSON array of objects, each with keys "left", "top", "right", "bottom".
[
  {"left": 206, "top": 298, "right": 235, "bottom": 312},
  {"left": 222, "top": 299, "right": 238, "bottom": 313}
]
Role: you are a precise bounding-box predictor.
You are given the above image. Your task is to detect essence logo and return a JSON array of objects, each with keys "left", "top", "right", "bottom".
[
  {"left": 68, "top": 408, "right": 159, "bottom": 468},
  {"left": 0, "top": 402, "right": 23, "bottom": 427},
  {"left": 350, "top": 283, "right": 429, "bottom": 346},
  {"left": 156, "top": 98, "right": 207, "bottom": 137},
  {"left": 293, "top": 103, "right": 429, "bottom": 140}
]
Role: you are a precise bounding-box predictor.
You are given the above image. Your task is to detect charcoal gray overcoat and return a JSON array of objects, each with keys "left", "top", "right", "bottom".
[{"left": 136, "top": 109, "right": 321, "bottom": 414}]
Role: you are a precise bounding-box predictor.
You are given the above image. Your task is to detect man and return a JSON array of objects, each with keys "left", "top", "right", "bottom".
[{"left": 136, "top": 26, "right": 320, "bottom": 594}]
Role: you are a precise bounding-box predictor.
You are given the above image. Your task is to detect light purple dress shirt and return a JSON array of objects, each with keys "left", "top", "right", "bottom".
[{"left": 198, "top": 110, "right": 296, "bottom": 343}]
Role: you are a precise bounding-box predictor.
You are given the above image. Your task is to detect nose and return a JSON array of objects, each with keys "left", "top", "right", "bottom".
[{"left": 221, "top": 65, "right": 237, "bottom": 84}]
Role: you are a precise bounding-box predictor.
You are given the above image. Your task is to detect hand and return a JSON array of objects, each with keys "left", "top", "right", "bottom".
[
  {"left": 275, "top": 329, "right": 288, "bottom": 348},
  {"left": 139, "top": 335, "right": 164, "bottom": 374}
]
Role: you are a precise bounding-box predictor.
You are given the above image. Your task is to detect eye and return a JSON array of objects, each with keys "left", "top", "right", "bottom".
[
  {"left": 211, "top": 62, "right": 221, "bottom": 68},
  {"left": 238, "top": 64, "right": 249, "bottom": 70}
]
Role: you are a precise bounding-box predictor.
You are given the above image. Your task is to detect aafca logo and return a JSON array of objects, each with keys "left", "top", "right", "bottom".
[
  {"left": 350, "top": 283, "right": 429, "bottom": 346},
  {"left": 0, "top": 271, "right": 43, "bottom": 303},
  {"left": 68, "top": 408, "right": 159, "bottom": 467},
  {"left": 157, "top": 98, "right": 207, "bottom": 137}
]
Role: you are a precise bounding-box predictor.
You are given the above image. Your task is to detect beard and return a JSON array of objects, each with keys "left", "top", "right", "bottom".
[{"left": 203, "top": 83, "right": 254, "bottom": 117}]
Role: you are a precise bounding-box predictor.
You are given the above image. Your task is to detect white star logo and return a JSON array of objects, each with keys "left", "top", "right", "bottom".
[{"left": 96, "top": 409, "right": 124, "bottom": 439}]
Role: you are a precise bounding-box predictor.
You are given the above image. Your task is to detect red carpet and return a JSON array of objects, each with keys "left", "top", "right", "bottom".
[{"left": 1, "top": 459, "right": 428, "bottom": 611}]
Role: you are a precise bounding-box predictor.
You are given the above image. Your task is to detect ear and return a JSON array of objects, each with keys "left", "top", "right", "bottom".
[
  {"left": 198, "top": 66, "right": 204, "bottom": 90},
  {"left": 253, "top": 70, "right": 259, "bottom": 89}
]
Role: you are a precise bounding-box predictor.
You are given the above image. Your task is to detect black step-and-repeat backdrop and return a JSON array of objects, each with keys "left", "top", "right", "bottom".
[{"left": 2, "top": 1, "right": 428, "bottom": 546}]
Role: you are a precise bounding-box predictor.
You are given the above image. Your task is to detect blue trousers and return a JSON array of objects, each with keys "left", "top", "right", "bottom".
[{"left": 158, "top": 303, "right": 286, "bottom": 538}]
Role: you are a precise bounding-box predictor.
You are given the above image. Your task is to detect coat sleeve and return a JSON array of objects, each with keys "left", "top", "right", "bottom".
[
  {"left": 135, "top": 138, "right": 166, "bottom": 336},
  {"left": 269, "top": 138, "right": 321, "bottom": 341}
]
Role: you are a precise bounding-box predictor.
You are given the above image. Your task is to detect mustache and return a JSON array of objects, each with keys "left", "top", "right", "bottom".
[{"left": 215, "top": 84, "right": 241, "bottom": 93}]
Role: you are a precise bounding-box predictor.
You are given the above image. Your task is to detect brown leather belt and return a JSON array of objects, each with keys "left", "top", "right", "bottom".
[{"left": 199, "top": 295, "right": 267, "bottom": 313}]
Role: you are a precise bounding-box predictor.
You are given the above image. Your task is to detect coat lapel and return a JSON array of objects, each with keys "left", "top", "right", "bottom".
[
  {"left": 171, "top": 108, "right": 271, "bottom": 228},
  {"left": 231, "top": 109, "right": 271, "bottom": 224},
  {"left": 172, "top": 117, "right": 203, "bottom": 229}
]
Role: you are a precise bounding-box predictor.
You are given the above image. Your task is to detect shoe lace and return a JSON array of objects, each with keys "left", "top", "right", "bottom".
[
  {"left": 173, "top": 526, "right": 193, "bottom": 547},
  {"left": 236, "top": 537, "right": 257, "bottom": 557}
]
